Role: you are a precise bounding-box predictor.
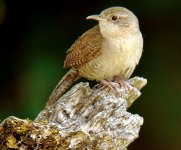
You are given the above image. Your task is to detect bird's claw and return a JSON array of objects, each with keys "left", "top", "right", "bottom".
[
  {"left": 99, "top": 80, "right": 120, "bottom": 96},
  {"left": 114, "top": 76, "right": 131, "bottom": 91}
]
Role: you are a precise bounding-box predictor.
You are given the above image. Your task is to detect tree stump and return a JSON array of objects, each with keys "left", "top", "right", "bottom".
[{"left": 0, "top": 76, "right": 147, "bottom": 150}]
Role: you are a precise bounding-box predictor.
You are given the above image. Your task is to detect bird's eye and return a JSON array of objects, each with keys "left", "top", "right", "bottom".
[{"left": 111, "top": 16, "right": 118, "bottom": 21}]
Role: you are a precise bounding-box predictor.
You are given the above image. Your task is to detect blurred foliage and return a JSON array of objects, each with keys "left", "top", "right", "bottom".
[{"left": 0, "top": 0, "right": 181, "bottom": 150}]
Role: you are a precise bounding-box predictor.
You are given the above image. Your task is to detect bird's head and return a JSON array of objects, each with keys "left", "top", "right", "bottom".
[{"left": 87, "top": 7, "right": 140, "bottom": 38}]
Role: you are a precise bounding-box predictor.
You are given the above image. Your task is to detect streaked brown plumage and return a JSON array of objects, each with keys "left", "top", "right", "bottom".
[
  {"left": 64, "top": 26, "right": 102, "bottom": 68},
  {"left": 47, "top": 7, "right": 143, "bottom": 105}
]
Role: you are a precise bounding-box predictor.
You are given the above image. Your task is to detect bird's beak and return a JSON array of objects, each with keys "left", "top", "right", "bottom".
[{"left": 86, "top": 15, "right": 105, "bottom": 21}]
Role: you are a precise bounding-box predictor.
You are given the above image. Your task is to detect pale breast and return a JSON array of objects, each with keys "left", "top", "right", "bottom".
[{"left": 78, "top": 32, "right": 143, "bottom": 81}]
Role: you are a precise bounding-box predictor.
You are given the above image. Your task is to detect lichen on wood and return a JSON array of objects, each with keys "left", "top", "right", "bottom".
[{"left": 0, "top": 76, "right": 147, "bottom": 150}]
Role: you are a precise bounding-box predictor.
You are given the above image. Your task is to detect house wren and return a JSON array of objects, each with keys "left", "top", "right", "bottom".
[{"left": 47, "top": 7, "right": 143, "bottom": 105}]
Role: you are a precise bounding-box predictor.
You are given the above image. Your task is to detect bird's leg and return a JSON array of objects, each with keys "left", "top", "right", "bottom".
[{"left": 113, "top": 76, "right": 130, "bottom": 90}]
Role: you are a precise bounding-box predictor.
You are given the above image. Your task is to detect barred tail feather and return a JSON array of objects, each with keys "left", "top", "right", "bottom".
[{"left": 47, "top": 69, "right": 80, "bottom": 106}]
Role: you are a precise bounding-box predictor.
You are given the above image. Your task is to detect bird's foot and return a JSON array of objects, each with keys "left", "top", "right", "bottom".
[
  {"left": 100, "top": 80, "right": 117, "bottom": 90},
  {"left": 113, "top": 76, "right": 130, "bottom": 91},
  {"left": 99, "top": 80, "right": 120, "bottom": 95}
]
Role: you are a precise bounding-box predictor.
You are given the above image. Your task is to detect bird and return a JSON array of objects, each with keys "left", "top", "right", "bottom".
[{"left": 47, "top": 6, "right": 143, "bottom": 106}]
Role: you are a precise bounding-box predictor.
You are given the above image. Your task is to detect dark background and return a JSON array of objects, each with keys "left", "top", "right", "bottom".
[{"left": 0, "top": 0, "right": 181, "bottom": 149}]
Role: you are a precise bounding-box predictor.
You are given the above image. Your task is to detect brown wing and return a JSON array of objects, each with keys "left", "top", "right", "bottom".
[{"left": 64, "top": 25, "right": 103, "bottom": 68}]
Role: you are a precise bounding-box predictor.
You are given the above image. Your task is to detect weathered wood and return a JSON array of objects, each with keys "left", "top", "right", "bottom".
[{"left": 0, "top": 77, "right": 147, "bottom": 150}]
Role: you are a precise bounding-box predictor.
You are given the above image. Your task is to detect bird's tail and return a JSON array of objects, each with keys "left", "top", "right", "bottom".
[{"left": 47, "top": 69, "right": 80, "bottom": 106}]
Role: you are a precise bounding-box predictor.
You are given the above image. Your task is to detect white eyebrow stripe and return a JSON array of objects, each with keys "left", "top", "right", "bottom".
[{"left": 120, "top": 14, "right": 128, "bottom": 17}]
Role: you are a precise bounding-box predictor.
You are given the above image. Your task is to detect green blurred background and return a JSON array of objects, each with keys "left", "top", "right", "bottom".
[{"left": 0, "top": 0, "right": 181, "bottom": 149}]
